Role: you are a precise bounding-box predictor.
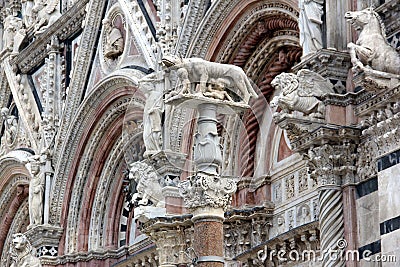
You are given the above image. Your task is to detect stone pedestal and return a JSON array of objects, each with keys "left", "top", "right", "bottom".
[{"left": 24, "top": 224, "right": 63, "bottom": 257}]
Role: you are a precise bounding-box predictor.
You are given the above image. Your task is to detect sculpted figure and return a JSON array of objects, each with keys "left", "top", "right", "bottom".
[
  {"left": 298, "top": 0, "right": 324, "bottom": 56},
  {"left": 345, "top": 7, "right": 400, "bottom": 75},
  {"left": 298, "top": 205, "right": 311, "bottom": 225},
  {"left": 10, "top": 233, "right": 42, "bottom": 267},
  {"left": 28, "top": 158, "right": 45, "bottom": 226},
  {"left": 139, "top": 73, "right": 163, "bottom": 156},
  {"left": 128, "top": 161, "right": 163, "bottom": 207},
  {"left": 22, "top": 0, "right": 35, "bottom": 27},
  {"left": 1, "top": 107, "right": 19, "bottom": 147},
  {"left": 162, "top": 55, "right": 257, "bottom": 103},
  {"left": 32, "top": 0, "right": 61, "bottom": 34},
  {"left": 271, "top": 70, "right": 334, "bottom": 119},
  {"left": 103, "top": 19, "right": 124, "bottom": 59},
  {"left": 2, "top": 11, "right": 26, "bottom": 53}
]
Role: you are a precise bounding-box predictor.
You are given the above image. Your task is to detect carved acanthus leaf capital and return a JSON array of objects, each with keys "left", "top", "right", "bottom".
[{"left": 179, "top": 172, "right": 237, "bottom": 211}]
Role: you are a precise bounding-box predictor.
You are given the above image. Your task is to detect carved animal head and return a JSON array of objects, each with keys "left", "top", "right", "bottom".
[
  {"left": 161, "top": 54, "right": 183, "bottom": 67},
  {"left": 271, "top": 73, "right": 299, "bottom": 96},
  {"left": 345, "top": 7, "right": 381, "bottom": 31}
]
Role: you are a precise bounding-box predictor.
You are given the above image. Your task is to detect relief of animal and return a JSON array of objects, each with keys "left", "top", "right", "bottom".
[{"left": 271, "top": 70, "right": 334, "bottom": 119}]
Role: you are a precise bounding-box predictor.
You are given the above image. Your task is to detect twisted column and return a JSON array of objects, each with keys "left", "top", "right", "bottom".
[{"left": 318, "top": 189, "right": 345, "bottom": 267}]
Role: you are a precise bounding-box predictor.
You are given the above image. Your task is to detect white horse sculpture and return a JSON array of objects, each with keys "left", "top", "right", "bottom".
[{"left": 345, "top": 7, "right": 400, "bottom": 75}]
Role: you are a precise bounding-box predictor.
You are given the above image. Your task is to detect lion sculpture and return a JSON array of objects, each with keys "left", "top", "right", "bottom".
[
  {"left": 271, "top": 69, "right": 334, "bottom": 119},
  {"left": 10, "top": 233, "right": 42, "bottom": 267},
  {"left": 128, "top": 161, "right": 163, "bottom": 208},
  {"left": 162, "top": 55, "right": 258, "bottom": 103}
]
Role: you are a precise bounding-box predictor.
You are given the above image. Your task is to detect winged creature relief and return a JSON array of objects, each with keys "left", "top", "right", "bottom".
[
  {"left": 32, "top": 0, "right": 62, "bottom": 34},
  {"left": 271, "top": 69, "right": 334, "bottom": 119}
]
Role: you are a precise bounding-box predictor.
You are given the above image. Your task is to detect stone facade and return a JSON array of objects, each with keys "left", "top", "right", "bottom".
[{"left": 0, "top": 0, "right": 400, "bottom": 266}]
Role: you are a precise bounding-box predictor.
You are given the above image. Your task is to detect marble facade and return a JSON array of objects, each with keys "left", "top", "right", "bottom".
[{"left": 0, "top": 0, "right": 400, "bottom": 266}]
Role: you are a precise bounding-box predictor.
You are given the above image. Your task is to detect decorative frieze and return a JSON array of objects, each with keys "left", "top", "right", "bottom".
[
  {"left": 236, "top": 222, "right": 320, "bottom": 267},
  {"left": 224, "top": 204, "right": 273, "bottom": 259}
]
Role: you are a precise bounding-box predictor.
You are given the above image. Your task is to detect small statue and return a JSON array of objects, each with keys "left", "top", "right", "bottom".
[
  {"left": 139, "top": 73, "right": 164, "bottom": 156},
  {"left": 162, "top": 55, "right": 258, "bottom": 103},
  {"left": 298, "top": 205, "right": 311, "bottom": 225},
  {"left": 277, "top": 216, "right": 285, "bottom": 234},
  {"left": 270, "top": 69, "right": 334, "bottom": 119},
  {"left": 32, "top": 0, "right": 62, "bottom": 34},
  {"left": 1, "top": 107, "right": 19, "bottom": 147},
  {"left": 28, "top": 157, "right": 45, "bottom": 226},
  {"left": 203, "top": 78, "right": 234, "bottom": 102},
  {"left": 298, "top": 0, "right": 324, "bottom": 56},
  {"left": 10, "top": 233, "right": 42, "bottom": 267},
  {"left": 103, "top": 19, "right": 124, "bottom": 59}
]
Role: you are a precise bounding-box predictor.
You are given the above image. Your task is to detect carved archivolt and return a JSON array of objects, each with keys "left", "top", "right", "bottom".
[
  {"left": 51, "top": 74, "right": 142, "bottom": 230},
  {"left": 64, "top": 92, "right": 143, "bottom": 253}
]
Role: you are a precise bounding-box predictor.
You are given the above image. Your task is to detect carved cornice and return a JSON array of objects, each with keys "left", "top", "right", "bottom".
[
  {"left": 355, "top": 84, "right": 400, "bottom": 117},
  {"left": 322, "top": 90, "right": 372, "bottom": 107},
  {"left": 40, "top": 246, "right": 129, "bottom": 265},
  {"left": 292, "top": 49, "right": 351, "bottom": 93},
  {"left": 225, "top": 204, "right": 274, "bottom": 222},
  {"left": 236, "top": 175, "right": 271, "bottom": 191},
  {"left": 234, "top": 221, "right": 320, "bottom": 264},
  {"left": 290, "top": 126, "right": 360, "bottom": 153},
  {"left": 12, "top": 0, "right": 88, "bottom": 74},
  {"left": 376, "top": 0, "right": 400, "bottom": 38}
]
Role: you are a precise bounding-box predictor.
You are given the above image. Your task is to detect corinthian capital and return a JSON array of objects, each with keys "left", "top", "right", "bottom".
[{"left": 179, "top": 172, "right": 237, "bottom": 211}]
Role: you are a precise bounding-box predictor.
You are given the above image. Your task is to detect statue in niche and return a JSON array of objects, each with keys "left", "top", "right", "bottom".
[
  {"left": 345, "top": 7, "right": 400, "bottom": 91},
  {"left": 32, "top": 0, "right": 62, "bottom": 34},
  {"left": 9, "top": 233, "right": 42, "bottom": 267},
  {"left": 298, "top": 0, "right": 324, "bottom": 56},
  {"left": 27, "top": 156, "right": 45, "bottom": 226},
  {"left": 277, "top": 216, "right": 285, "bottom": 234},
  {"left": 21, "top": 0, "right": 35, "bottom": 28},
  {"left": 270, "top": 69, "right": 334, "bottom": 119},
  {"left": 162, "top": 55, "right": 258, "bottom": 103},
  {"left": 1, "top": 107, "right": 19, "bottom": 147},
  {"left": 297, "top": 204, "right": 311, "bottom": 225},
  {"left": 139, "top": 73, "right": 164, "bottom": 156},
  {"left": 103, "top": 18, "right": 124, "bottom": 59},
  {"left": 2, "top": 10, "right": 26, "bottom": 53}
]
